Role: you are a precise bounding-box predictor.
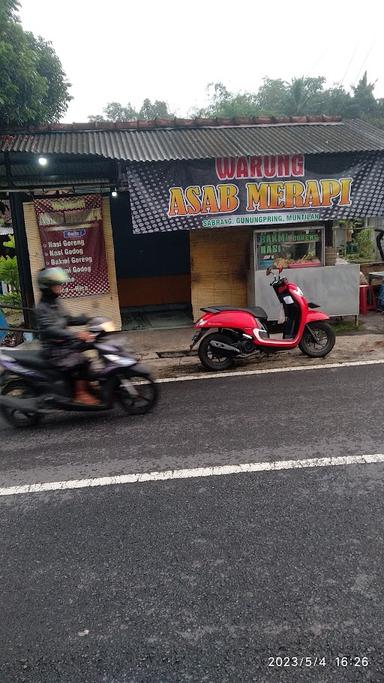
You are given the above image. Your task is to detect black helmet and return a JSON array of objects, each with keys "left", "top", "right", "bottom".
[{"left": 37, "top": 267, "right": 69, "bottom": 291}]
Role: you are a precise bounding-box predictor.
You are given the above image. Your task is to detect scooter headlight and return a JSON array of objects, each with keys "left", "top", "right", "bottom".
[{"left": 105, "top": 354, "right": 136, "bottom": 367}]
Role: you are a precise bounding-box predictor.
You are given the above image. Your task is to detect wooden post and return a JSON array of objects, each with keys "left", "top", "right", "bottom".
[{"left": 9, "top": 192, "right": 35, "bottom": 328}]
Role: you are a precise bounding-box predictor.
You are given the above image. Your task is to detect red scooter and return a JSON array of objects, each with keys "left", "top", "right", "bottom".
[{"left": 190, "top": 266, "right": 336, "bottom": 371}]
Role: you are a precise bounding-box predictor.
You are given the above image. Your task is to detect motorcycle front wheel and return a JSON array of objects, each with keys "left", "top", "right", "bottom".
[
  {"left": 0, "top": 379, "right": 41, "bottom": 428},
  {"left": 198, "top": 332, "right": 235, "bottom": 371},
  {"left": 299, "top": 321, "right": 336, "bottom": 358},
  {"left": 117, "top": 373, "right": 159, "bottom": 415}
]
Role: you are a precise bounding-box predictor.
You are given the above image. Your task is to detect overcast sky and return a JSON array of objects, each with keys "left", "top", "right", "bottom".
[{"left": 20, "top": 0, "right": 383, "bottom": 123}]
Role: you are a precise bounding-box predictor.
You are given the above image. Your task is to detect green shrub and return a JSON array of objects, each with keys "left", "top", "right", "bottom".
[
  {"left": 0, "top": 234, "right": 21, "bottom": 307},
  {"left": 355, "top": 228, "right": 374, "bottom": 260}
]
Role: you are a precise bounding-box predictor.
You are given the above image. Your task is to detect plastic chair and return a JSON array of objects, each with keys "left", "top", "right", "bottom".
[{"left": 359, "top": 285, "right": 377, "bottom": 314}]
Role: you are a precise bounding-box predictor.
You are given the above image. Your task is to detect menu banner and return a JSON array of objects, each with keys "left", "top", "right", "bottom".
[{"left": 34, "top": 195, "right": 109, "bottom": 298}]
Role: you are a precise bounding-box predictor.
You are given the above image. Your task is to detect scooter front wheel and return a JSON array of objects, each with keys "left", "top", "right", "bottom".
[
  {"left": 299, "top": 321, "right": 336, "bottom": 358},
  {"left": 198, "top": 333, "right": 235, "bottom": 371},
  {"left": 117, "top": 373, "right": 159, "bottom": 415}
]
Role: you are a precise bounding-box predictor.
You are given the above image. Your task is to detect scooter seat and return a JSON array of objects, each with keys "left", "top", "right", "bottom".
[
  {"left": 201, "top": 305, "right": 268, "bottom": 320},
  {"left": 2, "top": 349, "right": 51, "bottom": 370}
]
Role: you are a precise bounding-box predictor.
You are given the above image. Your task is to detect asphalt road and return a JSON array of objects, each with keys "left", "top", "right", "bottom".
[{"left": 1, "top": 363, "right": 384, "bottom": 682}]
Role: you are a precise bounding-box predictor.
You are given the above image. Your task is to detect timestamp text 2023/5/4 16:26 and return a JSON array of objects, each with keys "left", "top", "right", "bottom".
[{"left": 268, "top": 656, "right": 369, "bottom": 668}]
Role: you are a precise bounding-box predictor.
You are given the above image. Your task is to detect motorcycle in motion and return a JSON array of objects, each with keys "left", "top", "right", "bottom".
[
  {"left": 0, "top": 318, "right": 158, "bottom": 428},
  {"left": 191, "top": 266, "right": 336, "bottom": 371}
]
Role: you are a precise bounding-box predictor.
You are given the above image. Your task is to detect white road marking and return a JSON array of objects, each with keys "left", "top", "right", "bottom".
[
  {"left": 157, "top": 359, "right": 384, "bottom": 383},
  {"left": 1, "top": 453, "right": 384, "bottom": 497}
]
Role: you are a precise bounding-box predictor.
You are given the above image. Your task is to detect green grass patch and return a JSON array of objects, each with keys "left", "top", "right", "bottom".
[{"left": 331, "top": 320, "right": 360, "bottom": 334}]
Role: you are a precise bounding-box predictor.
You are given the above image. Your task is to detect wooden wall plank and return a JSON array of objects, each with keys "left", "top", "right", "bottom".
[{"left": 190, "top": 228, "right": 251, "bottom": 320}]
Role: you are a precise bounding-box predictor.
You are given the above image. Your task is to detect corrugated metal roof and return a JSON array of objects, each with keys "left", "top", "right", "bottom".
[
  {"left": 1, "top": 118, "right": 384, "bottom": 162},
  {"left": 0, "top": 154, "right": 114, "bottom": 189}
]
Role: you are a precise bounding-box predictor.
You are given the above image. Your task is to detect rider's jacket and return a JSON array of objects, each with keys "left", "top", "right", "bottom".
[{"left": 34, "top": 291, "right": 88, "bottom": 353}]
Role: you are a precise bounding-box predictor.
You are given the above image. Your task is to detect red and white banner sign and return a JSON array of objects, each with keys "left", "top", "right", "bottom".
[{"left": 34, "top": 195, "right": 110, "bottom": 298}]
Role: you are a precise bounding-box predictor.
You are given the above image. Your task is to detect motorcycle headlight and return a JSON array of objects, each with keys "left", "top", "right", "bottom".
[
  {"left": 105, "top": 354, "right": 136, "bottom": 367},
  {"left": 101, "top": 321, "right": 115, "bottom": 333}
]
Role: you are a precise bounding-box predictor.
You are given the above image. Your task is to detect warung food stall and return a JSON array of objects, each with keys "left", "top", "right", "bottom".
[{"left": 249, "top": 225, "right": 360, "bottom": 321}]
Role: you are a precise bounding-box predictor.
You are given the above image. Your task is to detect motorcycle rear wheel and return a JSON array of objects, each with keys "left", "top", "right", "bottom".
[
  {"left": 0, "top": 379, "right": 41, "bottom": 428},
  {"left": 198, "top": 332, "right": 235, "bottom": 371},
  {"left": 299, "top": 321, "right": 336, "bottom": 357}
]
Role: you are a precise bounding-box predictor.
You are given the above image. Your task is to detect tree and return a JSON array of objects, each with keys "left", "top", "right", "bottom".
[
  {"left": 255, "top": 78, "right": 288, "bottom": 116},
  {"left": 350, "top": 71, "right": 378, "bottom": 118},
  {"left": 106, "top": 102, "right": 138, "bottom": 121},
  {"left": 318, "top": 85, "right": 352, "bottom": 116},
  {"left": 139, "top": 98, "right": 173, "bottom": 120},
  {"left": 89, "top": 98, "right": 173, "bottom": 122},
  {"left": 255, "top": 77, "right": 330, "bottom": 116},
  {"left": 0, "top": 0, "right": 20, "bottom": 23},
  {"left": 0, "top": 0, "right": 71, "bottom": 127},
  {"left": 368, "top": 97, "right": 384, "bottom": 129},
  {"left": 283, "top": 77, "right": 326, "bottom": 115},
  {"left": 196, "top": 82, "right": 258, "bottom": 118},
  {"left": 88, "top": 102, "right": 138, "bottom": 122},
  {"left": 88, "top": 73, "right": 384, "bottom": 127},
  {"left": 197, "top": 75, "right": 384, "bottom": 126},
  {"left": 199, "top": 78, "right": 328, "bottom": 118}
]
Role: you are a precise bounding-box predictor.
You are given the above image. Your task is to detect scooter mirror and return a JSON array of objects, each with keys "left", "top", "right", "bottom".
[{"left": 266, "top": 266, "right": 272, "bottom": 276}]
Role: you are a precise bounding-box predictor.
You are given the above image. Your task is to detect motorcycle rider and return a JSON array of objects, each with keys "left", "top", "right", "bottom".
[{"left": 34, "top": 267, "right": 100, "bottom": 406}]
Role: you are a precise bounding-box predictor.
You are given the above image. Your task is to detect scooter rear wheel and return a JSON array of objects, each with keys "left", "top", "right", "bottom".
[
  {"left": 299, "top": 321, "right": 336, "bottom": 357},
  {"left": 198, "top": 333, "right": 235, "bottom": 371},
  {"left": 0, "top": 379, "right": 41, "bottom": 428}
]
